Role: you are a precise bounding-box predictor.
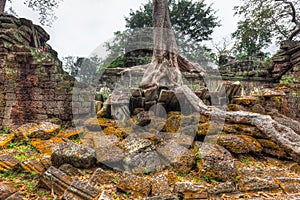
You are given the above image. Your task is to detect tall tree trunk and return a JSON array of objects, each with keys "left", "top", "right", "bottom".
[
  {"left": 140, "top": 0, "right": 182, "bottom": 88},
  {"left": 0, "top": 0, "right": 6, "bottom": 14}
]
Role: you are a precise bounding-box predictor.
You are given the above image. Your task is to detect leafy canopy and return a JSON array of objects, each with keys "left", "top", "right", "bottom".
[
  {"left": 232, "top": 0, "right": 300, "bottom": 56},
  {"left": 125, "top": 0, "right": 220, "bottom": 42}
]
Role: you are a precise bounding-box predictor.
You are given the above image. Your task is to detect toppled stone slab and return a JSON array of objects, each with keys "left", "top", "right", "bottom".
[
  {"left": 31, "top": 137, "right": 64, "bottom": 156},
  {"left": 117, "top": 172, "right": 151, "bottom": 197},
  {"left": 63, "top": 178, "right": 100, "bottom": 200},
  {"left": 124, "top": 134, "right": 153, "bottom": 153},
  {"left": 151, "top": 174, "right": 172, "bottom": 196},
  {"left": 174, "top": 182, "right": 208, "bottom": 199},
  {"left": 258, "top": 139, "right": 287, "bottom": 158},
  {"left": 0, "top": 154, "right": 19, "bottom": 172},
  {"left": 0, "top": 133, "right": 14, "bottom": 148},
  {"left": 0, "top": 182, "right": 18, "bottom": 199},
  {"left": 216, "top": 134, "right": 263, "bottom": 154},
  {"left": 157, "top": 140, "right": 195, "bottom": 173},
  {"left": 93, "top": 134, "right": 124, "bottom": 169},
  {"left": 21, "top": 158, "right": 45, "bottom": 174},
  {"left": 89, "top": 168, "right": 114, "bottom": 185},
  {"left": 14, "top": 122, "right": 60, "bottom": 140},
  {"left": 51, "top": 142, "right": 96, "bottom": 168},
  {"left": 208, "top": 182, "right": 236, "bottom": 195},
  {"left": 195, "top": 142, "right": 238, "bottom": 182},
  {"left": 98, "top": 190, "right": 114, "bottom": 200},
  {"left": 59, "top": 163, "right": 83, "bottom": 176},
  {"left": 39, "top": 166, "right": 73, "bottom": 196},
  {"left": 56, "top": 128, "right": 85, "bottom": 139},
  {"left": 237, "top": 177, "right": 279, "bottom": 192},
  {"left": 143, "top": 194, "right": 179, "bottom": 200},
  {"left": 275, "top": 177, "right": 300, "bottom": 194},
  {"left": 144, "top": 86, "right": 158, "bottom": 102},
  {"left": 123, "top": 151, "right": 166, "bottom": 174}
]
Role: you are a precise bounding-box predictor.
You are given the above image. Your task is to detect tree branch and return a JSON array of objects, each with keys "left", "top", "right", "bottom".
[{"left": 275, "top": 0, "right": 300, "bottom": 40}]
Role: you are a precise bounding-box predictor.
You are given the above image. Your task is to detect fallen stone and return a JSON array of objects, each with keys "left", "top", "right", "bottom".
[
  {"left": 29, "top": 121, "right": 61, "bottom": 139},
  {"left": 275, "top": 177, "right": 300, "bottom": 194},
  {"left": 144, "top": 86, "right": 158, "bottom": 102},
  {"left": 40, "top": 156, "right": 52, "bottom": 169},
  {"left": 31, "top": 137, "right": 64, "bottom": 156},
  {"left": 258, "top": 139, "right": 287, "bottom": 158},
  {"left": 14, "top": 123, "right": 38, "bottom": 141},
  {"left": 151, "top": 174, "right": 172, "bottom": 196},
  {"left": 208, "top": 182, "right": 236, "bottom": 195},
  {"left": 89, "top": 168, "right": 114, "bottom": 185},
  {"left": 83, "top": 118, "right": 116, "bottom": 132},
  {"left": 237, "top": 177, "right": 279, "bottom": 192},
  {"left": 157, "top": 140, "right": 194, "bottom": 173},
  {"left": 39, "top": 166, "right": 73, "bottom": 196},
  {"left": 93, "top": 134, "right": 124, "bottom": 169},
  {"left": 216, "top": 134, "right": 263, "bottom": 154},
  {"left": 174, "top": 182, "right": 208, "bottom": 199},
  {"left": 98, "top": 190, "right": 114, "bottom": 200},
  {"left": 0, "top": 182, "right": 18, "bottom": 199},
  {"left": 5, "top": 191, "right": 23, "bottom": 200},
  {"left": 21, "top": 158, "right": 45, "bottom": 174},
  {"left": 143, "top": 194, "right": 179, "bottom": 200},
  {"left": 131, "top": 88, "right": 142, "bottom": 97},
  {"left": 0, "top": 133, "right": 14, "bottom": 148},
  {"left": 164, "top": 112, "right": 181, "bottom": 133},
  {"left": 51, "top": 142, "right": 96, "bottom": 168},
  {"left": 0, "top": 154, "right": 19, "bottom": 172},
  {"left": 59, "top": 163, "right": 83, "bottom": 176},
  {"left": 63, "top": 178, "right": 100, "bottom": 200},
  {"left": 56, "top": 128, "right": 85, "bottom": 138},
  {"left": 195, "top": 142, "right": 238, "bottom": 182},
  {"left": 124, "top": 134, "right": 153, "bottom": 153},
  {"left": 117, "top": 172, "right": 151, "bottom": 197},
  {"left": 123, "top": 151, "right": 166, "bottom": 174}
]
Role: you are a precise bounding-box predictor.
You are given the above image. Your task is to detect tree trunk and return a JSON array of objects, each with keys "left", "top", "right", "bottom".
[
  {"left": 0, "top": 0, "right": 6, "bottom": 14},
  {"left": 139, "top": 0, "right": 182, "bottom": 88}
]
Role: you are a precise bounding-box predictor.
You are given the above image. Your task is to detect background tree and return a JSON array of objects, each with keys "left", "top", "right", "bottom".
[
  {"left": 103, "top": 0, "right": 219, "bottom": 69},
  {"left": 0, "top": 0, "right": 62, "bottom": 26},
  {"left": 233, "top": 0, "right": 300, "bottom": 56}
]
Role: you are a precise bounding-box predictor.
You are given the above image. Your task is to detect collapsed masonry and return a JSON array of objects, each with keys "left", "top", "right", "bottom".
[{"left": 0, "top": 15, "right": 92, "bottom": 129}]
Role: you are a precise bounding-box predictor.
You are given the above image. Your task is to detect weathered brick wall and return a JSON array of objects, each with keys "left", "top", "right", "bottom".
[{"left": 0, "top": 15, "right": 93, "bottom": 129}]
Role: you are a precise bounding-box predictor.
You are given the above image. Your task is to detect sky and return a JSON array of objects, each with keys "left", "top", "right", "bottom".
[{"left": 11, "top": 0, "right": 241, "bottom": 58}]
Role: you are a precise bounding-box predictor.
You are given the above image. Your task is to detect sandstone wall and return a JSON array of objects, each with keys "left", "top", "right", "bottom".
[{"left": 0, "top": 15, "right": 92, "bottom": 129}]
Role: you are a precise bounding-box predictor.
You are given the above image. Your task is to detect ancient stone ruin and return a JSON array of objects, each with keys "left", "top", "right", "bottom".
[{"left": 0, "top": 15, "right": 300, "bottom": 200}]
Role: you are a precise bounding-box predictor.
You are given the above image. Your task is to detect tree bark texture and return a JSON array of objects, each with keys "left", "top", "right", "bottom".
[{"left": 0, "top": 0, "right": 6, "bottom": 14}]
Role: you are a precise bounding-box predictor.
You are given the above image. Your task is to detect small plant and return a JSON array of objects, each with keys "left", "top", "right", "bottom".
[
  {"left": 113, "top": 177, "right": 118, "bottom": 183},
  {"left": 235, "top": 175, "right": 241, "bottom": 181},
  {"left": 0, "top": 128, "right": 9, "bottom": 134},
  {"left": 124, "top": 191, "right": 131, "bottom": 200},
  {"left": 203, "top": 175, "right": 214, "bottom": 183},
  {"left": 256, "top": 164, "right": 263, "bottom": 170},
  {"left": 144, "top": 168, "right": 151, "bottom": 175}
]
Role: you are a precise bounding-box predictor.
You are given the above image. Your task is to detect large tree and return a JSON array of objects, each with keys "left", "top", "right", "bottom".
[
  {"left": 117, "top": 0, "right": 300, "bottom": 165},
  {"left": 124, "top": 0, "right": 206, "bottom": 88},
  {"left": 232, "top": 0, "right": 300, "bottom": 55},
  {"left": 0, "top": 0, "right": 62, "bottom": 26},
  {"left": 104, "top": 0, "right": 219, "bottom": 69}
]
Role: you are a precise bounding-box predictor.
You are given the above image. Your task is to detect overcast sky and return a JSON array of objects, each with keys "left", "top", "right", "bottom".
[{"left": 11, "top": 0, "right": 241, "bottom": 58}]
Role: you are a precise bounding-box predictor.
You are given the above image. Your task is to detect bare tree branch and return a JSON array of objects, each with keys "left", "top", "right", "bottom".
[{"left": 275, "top": 0, "right": 300, "bottom": 40}]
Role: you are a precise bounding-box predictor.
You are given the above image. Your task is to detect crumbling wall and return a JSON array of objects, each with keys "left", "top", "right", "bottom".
[{"left": 0, "top": 15, "right": 92, "bottom": 129}]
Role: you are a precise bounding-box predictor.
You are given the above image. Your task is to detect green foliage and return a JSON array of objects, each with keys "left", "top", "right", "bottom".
[
  {"left": 24, "top": 0, "right": 63, "bottom": 26},
  {"left": 62, "top": 55, "right": 102, "bottom": 84},
  {"left": 203, "top": 175, "right": 214, "bottom": 183},
  {"left": 233, "top": 0, "right": 300, "bottom": 56},
  {"left": 125, "top": 0, "right": 220, "bottom": 42},
  {"left": 103, "top": 0, "right": 219, "bottom": 68},
  {"left": 0, "top": 128, "right": 9, "bottom": 134}
]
